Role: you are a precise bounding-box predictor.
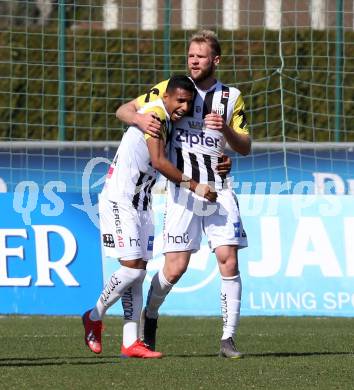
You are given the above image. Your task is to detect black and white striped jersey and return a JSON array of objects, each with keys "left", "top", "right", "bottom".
[
  {"left": 102, "top": 99, "right": 170, "bottom": 210},
  {"left": 137, "top": 79, "right": 249, "bottom": 190}
]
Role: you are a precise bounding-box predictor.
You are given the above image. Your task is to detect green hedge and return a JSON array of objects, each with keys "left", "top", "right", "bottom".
[{"left": 0, "top": 29, "right": 353, "bottom": 141}]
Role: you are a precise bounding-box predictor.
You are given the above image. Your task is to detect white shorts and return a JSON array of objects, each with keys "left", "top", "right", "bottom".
[
  {"left": 162, "top": 186, "right": 248, "bottom": 254},
  {"left": 99, "top": 194, "right": 154, "bottom": 261}
]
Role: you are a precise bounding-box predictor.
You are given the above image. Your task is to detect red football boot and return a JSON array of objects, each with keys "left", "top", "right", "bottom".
[
  {"left": 121, "top": 339, "right": 162, "bottom": 359},
  {"left": 82, "top": 310, "right": 103, "bottom": 354}
]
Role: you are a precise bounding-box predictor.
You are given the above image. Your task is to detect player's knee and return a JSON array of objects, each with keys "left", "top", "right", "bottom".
[
  {"left": 168, "top": 273, "right": 182, "bottom": 284},
  {"left": 164, "top": 264, "right": 187, "bottom": 284},
  {"left": 218, "top": 257, "right": 238, "bottom": 275}
]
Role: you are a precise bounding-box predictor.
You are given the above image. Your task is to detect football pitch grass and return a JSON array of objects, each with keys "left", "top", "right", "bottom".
[{"left": 1, "top": 316, "right": 354, "bottom": 389}]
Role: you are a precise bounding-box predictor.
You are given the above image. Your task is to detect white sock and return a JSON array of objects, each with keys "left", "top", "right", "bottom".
[
  {"left": 220, "top": 273, "right": 242, "bottom": 340},
  {"left": 90, "top": 266, "right": 145, "bottom": 321},
  {"left": 122, "top": 269, "right": 146, "bottom": 348},
  {"left": 145, "top": 269, "right": 173, "bottom": 319}
]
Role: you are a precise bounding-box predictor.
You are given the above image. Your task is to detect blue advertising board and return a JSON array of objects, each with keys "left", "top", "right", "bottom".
[
  {"left": 0, "top": 193, "right": 103, "bottom": 315},
  {"left": 240, "top": 195, "right": 354, "bottom": 316},
  {"left": 104, "top": 194, "right": 354, "bottom": 317}
]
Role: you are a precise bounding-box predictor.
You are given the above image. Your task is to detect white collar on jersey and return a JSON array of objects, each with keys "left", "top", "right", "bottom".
[
  {"left": 188, "top": 76, "right": 219, "bottom": 93},
  {"left": 196, "top": 80, "right": 219, "bottom": 93}
]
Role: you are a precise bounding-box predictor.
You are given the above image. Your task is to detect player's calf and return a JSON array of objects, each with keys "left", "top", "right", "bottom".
[{"left": 141, "top": 307, "right": 158, "bottom": 351}]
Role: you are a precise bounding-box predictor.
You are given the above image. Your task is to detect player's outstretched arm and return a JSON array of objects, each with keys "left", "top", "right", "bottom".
[
  {"left": 116, "top": 98, "right": 161, "bottom": 138},
  {"left": 146, "top": 136, "right": 217, "bottom": 202}
]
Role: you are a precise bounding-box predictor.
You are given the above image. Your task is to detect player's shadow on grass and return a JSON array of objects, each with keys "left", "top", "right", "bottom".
[
  {"left": 168, "top": 351, "right": 353, "bottom": 358},
  {"left": 246, "top": 351, "right": 353, "bottom": 358},
  {"left": 0, "top": 355, "right": 121, "bottom": 367}
]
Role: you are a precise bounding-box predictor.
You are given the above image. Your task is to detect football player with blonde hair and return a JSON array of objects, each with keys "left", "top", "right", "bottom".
[{"left": 116, "top": 30, "right": 251, "bottom": 358}]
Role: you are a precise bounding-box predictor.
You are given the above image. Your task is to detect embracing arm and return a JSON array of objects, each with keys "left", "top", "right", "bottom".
[
  {"left": 116, "top": 98, "right": 161, "bottom": 137},
  {"left": 221, "top": 123, "right": 251, "bottom": 156},
  {"left": 204, "top": 93, "right": 251, "bottom": 156},
  {"left": 115, "top": 98, "right": 139, "bottom": 125},
  {"left": 204, "top": 112, "right": 251, "bottom": 155},
  {"left": 216, "top": 154, "right": 232, "bottom": 175},
  {"left": 116, "top": 80, "right": 169, "bottom": 137},
  {"left": 146, "top": 136, "right": 217, "bottom": 202}
]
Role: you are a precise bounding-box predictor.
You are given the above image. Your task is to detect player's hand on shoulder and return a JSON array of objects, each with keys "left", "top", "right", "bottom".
[
  {"left": 136, "top": 112, "right": 162, "bottom": 138},
  {"left": 204, "top": 112, "right": 226, "bottom": 132},
  {"left": 216, "top": 154, "right": 232, "bottom": 175}
]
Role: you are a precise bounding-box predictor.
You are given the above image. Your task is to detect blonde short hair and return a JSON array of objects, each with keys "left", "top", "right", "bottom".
[{"left": 188, "top": 30, "right": 221, "bottom": 57}]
